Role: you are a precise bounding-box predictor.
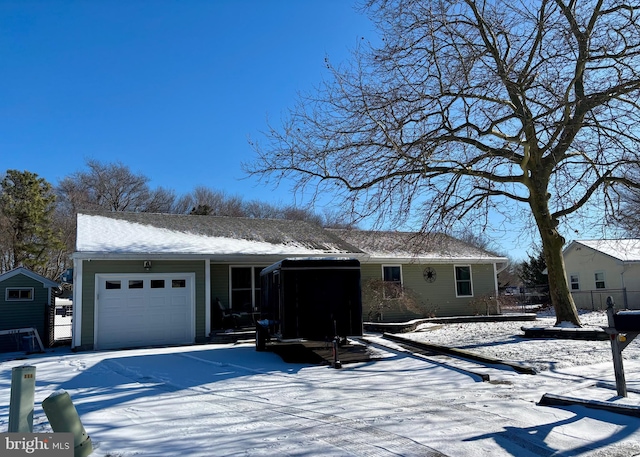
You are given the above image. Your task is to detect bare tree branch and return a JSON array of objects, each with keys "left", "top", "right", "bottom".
[{"left": 245, "top": 0, "right": 640, "bottom": 325}]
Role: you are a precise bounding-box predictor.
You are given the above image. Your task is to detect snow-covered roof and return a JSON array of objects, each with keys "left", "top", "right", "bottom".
[
  {"left": 329, "top": 229, "right": 507, "bottom": 263},
  {"left": 76, "top": 212, "right": 361, "bottom": 256},
  {"left": 571, "top": 239, "right": 640, "bottom": 262},
  {"left": 75, "top": 212, "right": 506, "bottom": 263}
]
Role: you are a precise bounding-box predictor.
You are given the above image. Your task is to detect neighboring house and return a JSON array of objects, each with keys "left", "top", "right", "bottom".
[
  {"left": 72, "top": 211, "right": 508, "bottom": 351},
  {"left": 563, "top": 239, "right": 640, "bottom": 310},
  {"left": 0, "top": 267, "right": 59, "bottom": 352}
]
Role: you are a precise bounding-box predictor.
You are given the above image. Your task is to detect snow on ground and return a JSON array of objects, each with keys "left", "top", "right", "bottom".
[
  {"left": 404, "top": 309, "right": 640, "bottom": 372},
  {"left": 1, "top": 311, "right": 640, "bottom": 456}
]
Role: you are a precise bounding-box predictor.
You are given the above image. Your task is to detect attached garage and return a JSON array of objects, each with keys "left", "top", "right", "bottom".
[{"left": 94, "top": 273, "right": 195, "bottom": 350}]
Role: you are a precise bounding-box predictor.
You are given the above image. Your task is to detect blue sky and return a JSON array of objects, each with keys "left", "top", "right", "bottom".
[
  {"left": 1, "top": 1, "right": 550, "bottom": 260},
  {"left": 1, "top": 0, "right": 374, "bottom": 202}
]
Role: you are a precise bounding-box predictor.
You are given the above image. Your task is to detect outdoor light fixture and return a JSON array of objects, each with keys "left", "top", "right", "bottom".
[{"left": 143, "top": 260, "right": 151, "bottom": 271}]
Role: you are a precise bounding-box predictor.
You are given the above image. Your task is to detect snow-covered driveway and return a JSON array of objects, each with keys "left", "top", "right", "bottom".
[{"left": 2, "top": 339, "right": 640, "bottom": 456}]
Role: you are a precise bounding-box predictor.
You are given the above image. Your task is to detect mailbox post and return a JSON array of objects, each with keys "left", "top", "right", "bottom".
[{"left": 605, "top": 296, "right": 640, "bottom": 397}]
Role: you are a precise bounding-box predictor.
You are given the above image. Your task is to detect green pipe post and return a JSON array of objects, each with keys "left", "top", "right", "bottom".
[
  {"left": 42, "top": 390, "right": 93, "bottom": 457},
  {"left": 8, "top": 365, "right": 36, "bottom": 432}
]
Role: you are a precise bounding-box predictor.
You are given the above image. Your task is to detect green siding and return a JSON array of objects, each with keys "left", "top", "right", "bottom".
[
  {"left": 80, "top": 258, "right": 499, "bottom": 347},
  {"left": 361, "top": 262, "right": 498, "bottom": 322},
  {"left": 210, "top": 264, "right": 229, "bottom": 306},
  {"left": 80, "top": 259, "right": 206, "bottom": 347},
  {"left": 0, "top": 274, "right": 51, "bottom": 350}
]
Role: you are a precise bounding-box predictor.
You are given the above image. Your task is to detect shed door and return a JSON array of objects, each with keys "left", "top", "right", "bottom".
[{"left": 95, "top": 273, "right": 195, "bottom": 350}]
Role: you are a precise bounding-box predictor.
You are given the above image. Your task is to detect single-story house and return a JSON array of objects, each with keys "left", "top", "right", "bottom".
[
  {"left": 72, "top": 211, "right": 508, "bottom": 351},
  {"left": 328, "top": 228, "right": 508, "bottom": 320},
  {"left": 563, "top": 239, "right": 640, "bottom": 310},
  {"left": 0, "top": 267, "right": 59, "bottom": 352}
]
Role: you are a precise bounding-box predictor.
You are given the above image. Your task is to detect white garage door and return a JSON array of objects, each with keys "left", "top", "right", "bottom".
[{"left": 95, "top": 273, "right": 195, "bottom": 350}]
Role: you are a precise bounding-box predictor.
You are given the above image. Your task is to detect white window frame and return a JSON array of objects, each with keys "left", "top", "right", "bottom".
[
  {"left": 454, "top": 265, "right": 473, "bottom": 297},
  {"left": 594, "top": 271, "right": 606, "bottom": 289},
  {"left": 6, "top": 287, "right": 34, "bottom": 301},
  {"left": 229, "top": 266, "right": 266, "bottom": 312},
  {"left": 569, "top": 273, "right": 580, "bottom": 291},
  {"left": 381, "top": 265, "right": 403, "bottom": 299}
]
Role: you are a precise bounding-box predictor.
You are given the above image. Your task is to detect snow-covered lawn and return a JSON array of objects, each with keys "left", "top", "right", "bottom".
[
  {"left": 403, "top": 309, "right": 640, "bottom": 372},
  {"left": 1, "top": 311, "right": 640, "bottom": 456}
]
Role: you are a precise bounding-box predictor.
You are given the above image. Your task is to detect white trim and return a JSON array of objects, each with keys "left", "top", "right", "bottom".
[
  {"left": 594, "top": 270, "right": 606, "bottom": 289},
  {"left": 0, "top": 267, "right": 58, "bottom": 288},
  {"left": 381, "top": 264, "right": 403, "bottom": 299},
  {"left": 381, "top": 264, "right": 403, "bottom": 285},
  {"left": 205, "top": 259, "right": 211, "bottom": 337},
  {"left": 569, "top": 273, "right": 580, "bottom": 291},
  {"left": 361, "top": 256, "right": 506, "bottom": 264},
  {"left": 72, "top": 260, "right": 83, "bottom": 349},
  {"left": 72, "top": 251, "right": 509, "bottom": 265},
  {"left": 454, "top": 264, "right": 474, "bottom": 298},
  {"left": 5, "top": 287, "right": 35, "bottom": 301}
]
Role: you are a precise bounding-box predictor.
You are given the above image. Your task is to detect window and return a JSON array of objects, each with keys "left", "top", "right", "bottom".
[
  {"left": 230, "top": 266, "right": 264, "bottom": 312},
  {"left": 595, "top": 272, "right": 606, "bottom": 289},
  {"left": 382, "top": 265, "right": 402, "bottom": 298},
  {"left": 151, "top": 280, "right": 165, "bottom": 289},
  {"left": 570, "top": 274, "right": 580, "bottom": 290},
  {"left": 6, "top": 288, "right": 33, "bottom": 301},
  {"left": 455, "top": 266, "right": 473, "bottom": 297},
  {"left": 172, "top": 279, "right": 186, "bottom": 288},
  {"left": 105, "top": 281, "right": 121, "bottom": 290},
  {"left": 128, "top": 280, "right": 144, "bottom": 289}
]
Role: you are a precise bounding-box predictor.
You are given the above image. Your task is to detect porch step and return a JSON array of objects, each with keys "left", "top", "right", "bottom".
[{"left": 209, "top": 329, "right": 255, "bottom": 344}]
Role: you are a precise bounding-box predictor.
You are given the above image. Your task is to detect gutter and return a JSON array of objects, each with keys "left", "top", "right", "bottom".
[{"left": 72, "top": 251, "right": 509, "bottom": 265}]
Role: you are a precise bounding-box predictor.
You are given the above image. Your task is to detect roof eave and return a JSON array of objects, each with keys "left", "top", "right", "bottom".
[
  {"left": 72, "top": 251, "right": 362, "bottom": 263},
  {"left": 360, "top": 256, "right": 508, "bottom": 264},
  {"left": 0, "top": 266, "right": 59, "bottom": 287}
]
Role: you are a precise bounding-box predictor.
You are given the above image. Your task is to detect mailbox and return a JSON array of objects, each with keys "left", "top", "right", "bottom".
[{"left": 613, "top": 310, "right": 640, "bottom": 332}]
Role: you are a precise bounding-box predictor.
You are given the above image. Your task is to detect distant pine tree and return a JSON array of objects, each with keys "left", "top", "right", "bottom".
[
  {"left": 0, "top": 170, "right": 64, "bottom": 276},
  {"left": 520, "top": 250, "right": 548, "bottom": 288}
]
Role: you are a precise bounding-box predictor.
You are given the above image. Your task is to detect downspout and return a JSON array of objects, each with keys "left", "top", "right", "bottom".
[
  {"left": 493, "top": 262, "right": 502, "bottom": 314},
  {"left": 72, "top": 259, "right": 83, "bottom": 349},
  {"left": 621, "top": 261, "right": 628, "bottom": 309}
]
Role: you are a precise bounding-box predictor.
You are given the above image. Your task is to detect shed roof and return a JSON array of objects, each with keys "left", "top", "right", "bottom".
[{"left": 0, "top": 267, "right": 59, "bottom": 287}]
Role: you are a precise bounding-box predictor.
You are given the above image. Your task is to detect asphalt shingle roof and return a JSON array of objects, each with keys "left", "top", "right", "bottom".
[
  {"left": 329, "top": 228, "right": 504, "bottom": 261},
  {"left": 76, "top": 211, "right": 362, "bottom": 255},
  {"left": 76, "top": 211, "right": 506, "bottom": 262}
]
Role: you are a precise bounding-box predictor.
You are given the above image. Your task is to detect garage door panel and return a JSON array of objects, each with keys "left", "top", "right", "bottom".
[{"left": 96, "top": 274, "right": 195, "bottom": 350}]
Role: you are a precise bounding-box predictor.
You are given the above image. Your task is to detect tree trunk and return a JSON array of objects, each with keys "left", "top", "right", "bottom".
[
  {"left": 530, "top": 187, "right": 581, "bottom": 326},
  {"left": 540, "top": 227, "right": 581, "bottom": 326}
]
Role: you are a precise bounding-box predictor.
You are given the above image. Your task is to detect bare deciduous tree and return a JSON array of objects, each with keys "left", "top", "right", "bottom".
[
  {"left": 175, "top": 186, "right": 344, "bottom": 226},
  {"left": 175, "top": 187, "right": 245, "bottom": 216},
  {"left": 58, "top": 159, "right": 175, "bottom": 213},
  {"left": 615, "top": 170, "right": 640, "bottom": 237},
  {"left": 246, "top": 0, "right": 640, "bottom": 326}
]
